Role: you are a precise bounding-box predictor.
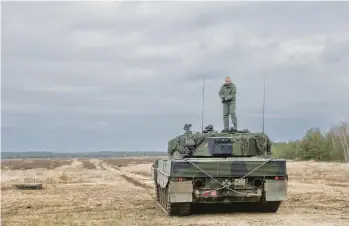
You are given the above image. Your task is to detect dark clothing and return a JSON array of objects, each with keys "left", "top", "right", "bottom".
[{"left": 219, "top": 82, "right": 237, "bottom": 129}]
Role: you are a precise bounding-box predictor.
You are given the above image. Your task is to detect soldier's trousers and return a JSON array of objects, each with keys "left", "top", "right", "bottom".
[{"left": 223, "top": 101, "right": 237, "bottom": 129}]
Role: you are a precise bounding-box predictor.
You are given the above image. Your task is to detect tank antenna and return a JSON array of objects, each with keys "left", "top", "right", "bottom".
[
  {"left": 201, "top": 75, "right": 206, "bottom": 132},
  {"left": 262, "top": 75, "right": 266, "bottom": 133}
]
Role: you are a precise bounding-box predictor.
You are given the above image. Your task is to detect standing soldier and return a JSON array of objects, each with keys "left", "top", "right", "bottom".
[{"left": 219, "top": 76, "right": 237, "bottom": 131}]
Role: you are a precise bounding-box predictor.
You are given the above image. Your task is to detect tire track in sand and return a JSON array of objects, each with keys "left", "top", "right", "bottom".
[
  {"left": 118, "top": 174, "right": 153, "bottom": 189},
  {"left": 97, "top": 159, "right": 154, "bottom": 190}
]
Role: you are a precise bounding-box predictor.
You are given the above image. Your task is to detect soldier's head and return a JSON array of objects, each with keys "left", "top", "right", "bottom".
[{"left": 225, "top": 76, "right": 231, "bottom": 85}]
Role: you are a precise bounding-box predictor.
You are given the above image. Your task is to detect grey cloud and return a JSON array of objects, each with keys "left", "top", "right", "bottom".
[
  {"left": 2, "top": 1, "right": 349, "bottom": 152},
  {"left": 321, "top": 39, "right": 349, "bottom": 63}
]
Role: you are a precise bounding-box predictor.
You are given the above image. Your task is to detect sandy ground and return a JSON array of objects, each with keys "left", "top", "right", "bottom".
[{"left": 1, "top": 158, "right": 349, "bottom": 226}]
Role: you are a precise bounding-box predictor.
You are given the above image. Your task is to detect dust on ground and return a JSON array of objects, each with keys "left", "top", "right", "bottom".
[{"left": 1, "top": 158, "right": 349, "bottom": 226}]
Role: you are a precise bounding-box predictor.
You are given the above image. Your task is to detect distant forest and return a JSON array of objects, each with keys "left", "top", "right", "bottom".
[
  {"left": 272, "top": 122, "right": 349, "bottom": 162},
  {"left": 2, "top": 122, "right": 349, "bottom": 162}
]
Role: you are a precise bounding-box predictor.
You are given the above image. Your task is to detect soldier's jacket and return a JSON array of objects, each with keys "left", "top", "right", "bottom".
[{"left": 219, "top": 82, "right": 236, "bottom": 101}]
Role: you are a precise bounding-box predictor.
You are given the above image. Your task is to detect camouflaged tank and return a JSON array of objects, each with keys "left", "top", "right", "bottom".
[{"left": 151, "top": 124, "right": 288, "bottom": 216}]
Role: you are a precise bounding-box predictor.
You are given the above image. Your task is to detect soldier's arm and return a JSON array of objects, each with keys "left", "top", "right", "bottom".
[
  {"left": 219, "top": 85, "right": 224, "bottom": 98},
  {"left": 227, "top": 83, "right": 236, "bottom": 100}
]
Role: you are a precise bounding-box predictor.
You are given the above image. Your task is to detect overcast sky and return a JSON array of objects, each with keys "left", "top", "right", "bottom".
[{"left": 2, "top": 1, "right": 349, "bottom": 152}]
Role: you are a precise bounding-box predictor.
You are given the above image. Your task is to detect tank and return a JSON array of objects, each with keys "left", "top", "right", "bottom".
[{"left": 151, "top": 124, "right": 288, "bottom": 216}]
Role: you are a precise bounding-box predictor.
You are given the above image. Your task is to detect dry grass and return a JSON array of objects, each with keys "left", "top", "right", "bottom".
[
  {"left": 287, "top": 160, "right": 349, "bottom": 184},
  {"left": 1, "top": 159, "right": 73, "bottom": 170},
  {"left": 79, "top": 159, "right": 97, "bottom": 169},
  {"left": 101, "top": 157, "right": 159, "bottom": 168},
  {"left": 1, "top": 158, "right": 349, "bottom": 226}
]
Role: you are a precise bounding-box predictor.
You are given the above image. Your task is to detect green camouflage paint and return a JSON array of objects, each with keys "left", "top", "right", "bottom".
[
  {"left": 152, "top": 125, "right": 288, "bottom": 215},
  {"left": 153, "top": 158, "right": 286, "bottom": 178},
  {"left": 167, "top": 128, "right": 272, "bottom": 158}
]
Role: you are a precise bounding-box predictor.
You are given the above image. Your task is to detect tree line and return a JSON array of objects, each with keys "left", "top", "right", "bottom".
[
  {"left": 272, "top": 121, "right": 349, "bottom": 162},
  {"left": 3, "top": 122, "right": 349, "bottom": 162}
]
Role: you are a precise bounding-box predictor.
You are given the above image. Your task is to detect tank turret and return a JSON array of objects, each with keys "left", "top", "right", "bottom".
[{"left": 168, "top": 124, "right": 272, "bottom": 159}]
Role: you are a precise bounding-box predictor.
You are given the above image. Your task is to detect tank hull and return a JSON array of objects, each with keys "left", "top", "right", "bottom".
[{"left": 151, "top": 157, "right": 288, "bottom": 216}]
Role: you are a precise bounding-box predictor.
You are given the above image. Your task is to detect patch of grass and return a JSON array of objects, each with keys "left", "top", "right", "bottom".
[
  {"left": 59, "top": 173, "right": 70, "bottom": 183},
  {"left": 1, "top": 159, "right": 73, "bottom": 170},
  {"left": 1, "top": 185, "right": 13, "bottom": 191},
  {"left": 102, "top": 157, "right": 157, "bottom": 168},
  {"left": 80, "top": 160, "right": 97, "bottom": 169}
]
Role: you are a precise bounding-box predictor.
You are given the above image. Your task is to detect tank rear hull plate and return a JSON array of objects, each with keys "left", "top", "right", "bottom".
[{"left": 170, "top": 158, "right": 286, "bottom": 177}]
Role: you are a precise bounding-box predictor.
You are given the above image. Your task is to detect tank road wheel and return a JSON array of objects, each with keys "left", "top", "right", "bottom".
[
  {"left": 159, "top": 185, "right": 166, "bottom": 207},
  {"left": 157, "top": 185, "right": 162, "bottom": 204},
  {"left": 155, "top": 183, "right": 160, "bottom": 201},
  {"left": 164, "top": 185, "right": 173, "bottom": 215}
]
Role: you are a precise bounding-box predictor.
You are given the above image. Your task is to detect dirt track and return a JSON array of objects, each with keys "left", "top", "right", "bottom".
[{"left": 1, "top": 158, "right": 349, "bottom": 226}]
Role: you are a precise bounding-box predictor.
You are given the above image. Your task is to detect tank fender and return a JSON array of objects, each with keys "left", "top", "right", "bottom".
[
  {"left": 168, "top": 181, "right": 193, "bottom": 203},
  {"left": 156, "top": 169, "right": 169, "bottom": 188},
  {"left": 154, "top": 160, "right": 172, "bottom": 188},
  {"left": 151, "top": 159, "right": 159, "bottom": 181},
  {"left": 264, "top": 179, "right": 288, "bottom": 201},
  {"left": 151, "top": 165, "right": 156, "bottom": 181}
]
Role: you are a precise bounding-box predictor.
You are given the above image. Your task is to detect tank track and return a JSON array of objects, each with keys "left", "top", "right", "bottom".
[
  {"left": 256, "top": 192, "right": 281, "bottom": 212},
  {"left": 256, "top": 201, "right": 281, "bottom": 212},
  {"left": 155, "top": 183, "right": 191, "bottom": 216},
  {"left": 154, "top": 182, "right": 280, "bottom": 215}
]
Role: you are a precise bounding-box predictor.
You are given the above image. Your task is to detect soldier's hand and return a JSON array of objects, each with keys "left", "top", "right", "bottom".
[{"left": 221, "top": 97, "right": 226, "bottom": 102}]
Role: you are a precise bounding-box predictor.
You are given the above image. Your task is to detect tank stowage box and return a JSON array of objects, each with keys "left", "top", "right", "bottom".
[
  {"left": 151, "top": 124, "right": 288, "bottom": 216},
  {"left": 207, "top": 136, "right": 233, "bottom": 156}
]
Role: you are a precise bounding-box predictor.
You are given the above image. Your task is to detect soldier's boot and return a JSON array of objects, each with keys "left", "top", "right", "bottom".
[
  {"left": 233, "top": 122, "right": 237, "bottom": 130},
  {"left": 221, "top": 128, "right": 229, "bottom": 133}
]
